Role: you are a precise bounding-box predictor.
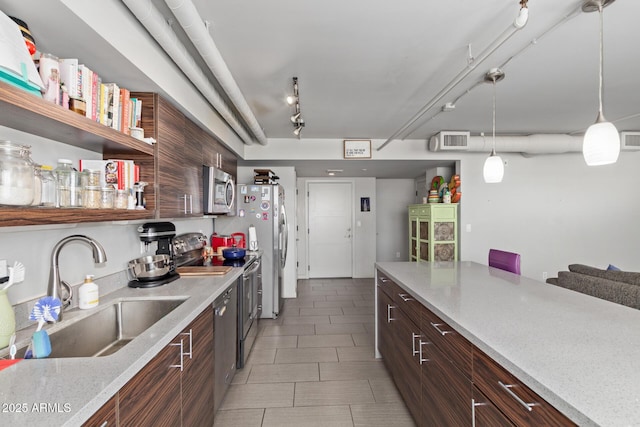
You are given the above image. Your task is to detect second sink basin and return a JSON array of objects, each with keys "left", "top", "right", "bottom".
[{"left": 19, "top": 298, "right": 186, "bottom": 358}]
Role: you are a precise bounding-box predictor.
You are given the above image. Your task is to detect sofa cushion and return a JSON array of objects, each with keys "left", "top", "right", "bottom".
[
  {"left": 555, "top": 271, "right": 640, "bottom": 309},
  {"left": 568, "top": 264, "right": 640, "bottom": 287}
]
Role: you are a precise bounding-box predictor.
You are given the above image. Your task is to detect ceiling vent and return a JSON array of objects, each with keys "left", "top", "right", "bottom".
[
  {"left": 428, "top": 131, "right": 470, "bottom": 151},
  {"left": 621, "top": 132, "right": 640, "bottom": 151}
]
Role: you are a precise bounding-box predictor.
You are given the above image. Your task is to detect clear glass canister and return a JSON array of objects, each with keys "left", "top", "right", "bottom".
[
  {"left": 38, "top": 165, "right": 56, "bottom": 207},
  {"left": 54, "top": 159, "right": 82, "bottom": 207},
  {"left": 115, "top": 189, "right": 128, "bottom": 209},
  {"left": 83, "top": 186, "right": 101, "bottom": 209},
  {"left": 0, "top": 141, "right": 35, "bottom": 206},
  {"left": 82, "top": 169, "right": 101, "bottom": 187},
  {"left": 100, "top": 186, "right": 115, "bottom": 209}
]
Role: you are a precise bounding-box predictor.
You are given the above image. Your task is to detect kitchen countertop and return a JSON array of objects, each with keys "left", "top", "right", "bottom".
[
  {"left": 375, "top": 261, "right": 640, "bottom": 427},
  {"left": 0, "top": 267, "right": 243, "bottom": 426}
]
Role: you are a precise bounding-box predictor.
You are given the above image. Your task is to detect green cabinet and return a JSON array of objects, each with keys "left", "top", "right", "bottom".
[{"left": 408, "top": 204, "right": 458, "bottom": 262}]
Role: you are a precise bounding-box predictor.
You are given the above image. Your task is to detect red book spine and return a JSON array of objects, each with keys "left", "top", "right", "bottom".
[
  {"left": 120, "top": 88, "right": 131, "bottom": 135},
  {"left": 134, "top": 164, "right": 140, "bottom": 183},
  {"left": 91, "top": 72, "right": 99, "bottom": 122},
  {"left": 116, "top": 160, "right": 125, "bottom": 190}
]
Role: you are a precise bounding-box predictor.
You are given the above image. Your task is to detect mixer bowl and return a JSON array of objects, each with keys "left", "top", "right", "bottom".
[{"left": 128, "top": 254, "right": 172, "bottom": 281}]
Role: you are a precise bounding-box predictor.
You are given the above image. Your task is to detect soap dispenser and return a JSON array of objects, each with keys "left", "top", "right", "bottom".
[{"left": 78, "top": 275, "right": 99, "bottom": 309}]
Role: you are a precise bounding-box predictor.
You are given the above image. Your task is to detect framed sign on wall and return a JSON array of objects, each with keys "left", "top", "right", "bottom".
[{"left": 343, "top": 139, "right": 371, "bottom": 159}]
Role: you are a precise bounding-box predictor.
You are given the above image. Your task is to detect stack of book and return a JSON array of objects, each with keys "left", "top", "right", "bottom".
[{"left": 254, "top": 169, "right": 279, "bottom": 184}]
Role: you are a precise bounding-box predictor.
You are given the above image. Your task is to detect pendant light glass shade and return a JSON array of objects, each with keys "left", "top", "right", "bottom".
[
  {"left": 483, "top": 151, "right": 504, "bottom": 183},
  {"left": 583, "top": 1, "right": 620, "bottom": 166},
  {"left": 483, "top": 68, "right": 504, "bottom": 183},
  {"left": 583, "top": 117, "right": 620, "bottom": 165}
]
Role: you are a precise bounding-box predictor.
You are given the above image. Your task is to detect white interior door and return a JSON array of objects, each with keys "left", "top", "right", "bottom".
[{"left": 308, "top": 182, "right": 353, "bottom": 278}]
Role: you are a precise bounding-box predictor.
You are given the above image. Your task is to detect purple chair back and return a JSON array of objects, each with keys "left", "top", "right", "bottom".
[{"left": 488, "top": 249, "right": 521, "bottom": 275}]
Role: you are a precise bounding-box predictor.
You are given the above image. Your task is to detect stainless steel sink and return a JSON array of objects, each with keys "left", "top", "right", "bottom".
[{"left": 18, "top": 298, "right": 186, "bottom": 358}]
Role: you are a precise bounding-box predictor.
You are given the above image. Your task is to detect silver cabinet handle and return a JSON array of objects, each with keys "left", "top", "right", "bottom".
[
  {"left": 189, "top": 194, "right": 193, "bottom": 213},
  {"left": 379, "top": 277, "right": 389, "bottom": 283},
  {"left": 471, "top": 398, "right": 486, "bottom": 427},
  {"left": 387, "top": 304, "right": 396, "bottom": 322},
  {"left": 181, "top": 329, "right": 193, "bottom": 359},
  {"left": 169, "top": 338, "right": 184, "bottom": 372},
  {"left": 498, "top": 381, "right": 535, "bottom": 412},
  {"left": 399, "top": 293, "right": 414, "bottom": 302},
  {"left": 99, "top": 422, "right": 108, "bottom": 427},
  {"left": 418, "top": 340, "right": 429, "bottom": 365},
  {"left": 430, "top": 322, "right": 453, "bottom": 336},
  {"left": 412, "top": 333, "right": 421, "bottom": 356}
]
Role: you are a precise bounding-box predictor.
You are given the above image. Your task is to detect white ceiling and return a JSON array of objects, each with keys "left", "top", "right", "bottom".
[
  {"left": 1, "top": 0, "right": 638, "bottom": 179},
  {"left": 187, "top": 0, "right": 640, "bottom": 140}
]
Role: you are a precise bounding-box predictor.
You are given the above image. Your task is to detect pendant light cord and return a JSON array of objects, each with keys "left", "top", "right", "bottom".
[
  {"left": 598, "top": 4, "right": 604, "bottom": 117},
  {"left": 492, "top": 78, "right": 497, "bottom": 155}
]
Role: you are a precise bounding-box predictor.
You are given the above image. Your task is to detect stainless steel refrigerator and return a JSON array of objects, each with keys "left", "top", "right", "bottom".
[{"left": 220, "top": 184, "right": 288, "bottom": 318}]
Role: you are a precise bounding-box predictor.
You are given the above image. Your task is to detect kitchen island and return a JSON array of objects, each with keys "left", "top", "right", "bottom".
[
  {"left": 0, "top": 268, "right": 243, "bottom": 426},
  {"left": 375, "top": 261, "right": 640, "bottom": 427}
]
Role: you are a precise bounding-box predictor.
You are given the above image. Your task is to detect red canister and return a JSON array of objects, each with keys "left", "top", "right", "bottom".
[{"left": 211, "top": 233, "right": 234, "bottom": 251}]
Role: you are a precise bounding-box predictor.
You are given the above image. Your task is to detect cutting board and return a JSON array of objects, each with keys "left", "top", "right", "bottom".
[{"left": 176, "top": 266, "right": 233, "bottom": 276}]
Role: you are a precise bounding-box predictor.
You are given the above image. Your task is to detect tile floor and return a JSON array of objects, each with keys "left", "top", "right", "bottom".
[{"left": 214, "top": 278, "right": 416, "bottom": 427}]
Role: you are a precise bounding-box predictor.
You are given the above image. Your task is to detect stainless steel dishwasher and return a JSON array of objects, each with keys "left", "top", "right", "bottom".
[{"left": 213, "top": 281, "right": 237, "bottom": 413}]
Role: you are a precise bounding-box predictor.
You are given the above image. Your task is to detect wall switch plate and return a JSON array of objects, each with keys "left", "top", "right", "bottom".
[
  {"left": 542, "top": 272, "right": 548, "bottom": 281},
  {"left": 0, "top": 259, "right": 6, "bottom": 277},
  {"left": 466, "top": 224, "right": 472, "bottom": 232},
  {"left": 396, "top": 252, "right": 401, "bottom": 258}
]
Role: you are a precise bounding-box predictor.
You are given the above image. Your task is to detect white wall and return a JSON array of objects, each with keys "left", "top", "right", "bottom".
[
  {"left": 297, "top": 177, "right": 377, "bottom": 279},
  {"left": 459, "top": 150, "right": 640, "bottom": 280},
  {"left": 376, "top": 179, "right": 416, "bottom": 262}
]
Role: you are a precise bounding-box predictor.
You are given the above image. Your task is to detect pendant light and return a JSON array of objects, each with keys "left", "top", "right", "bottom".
[
  {"left": 582, "top": 0, "right": 619, "bottom": 166},
  {"left": 483, "top": 68, "right": 505, "bottom": 184}
]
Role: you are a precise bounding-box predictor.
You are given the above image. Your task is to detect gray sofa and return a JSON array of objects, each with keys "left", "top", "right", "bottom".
[{"left": 546, "top": 264, "right": 640, "bottom": 310}]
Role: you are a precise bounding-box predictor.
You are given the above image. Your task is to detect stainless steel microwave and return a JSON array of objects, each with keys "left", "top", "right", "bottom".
[{"left": 203, "top": 166, "right": 236, "bottom": 215}]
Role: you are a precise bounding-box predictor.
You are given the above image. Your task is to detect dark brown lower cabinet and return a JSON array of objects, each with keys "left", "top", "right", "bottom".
[
  {"left": 375, "top": 268, "right": 576, "bottom": 427},
  {"left": 472, "top": 385, "right": 514, "bottom": 426},
  {"left": 181, "top": 306, "right": 215, "bottom": 426},
  {"left": 119, "top": 341, "right": 182, "bottom": 426},
  {"left": 81, "top": 394, "right": 117, "bottom": 427},
  {"left": 421, "top": 339, "right": 471, "bottom": 427},
  {"left": 83, "top": 305, "right": 215, "bottom": 427}
]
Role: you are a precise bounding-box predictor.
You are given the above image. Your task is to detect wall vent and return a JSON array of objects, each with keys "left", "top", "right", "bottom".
[
  {"left": 428, "top": 131, "right": 470, "bottom": 151},
  {"left": 621, "top": 132, "right": 640, "bottom": 151}
]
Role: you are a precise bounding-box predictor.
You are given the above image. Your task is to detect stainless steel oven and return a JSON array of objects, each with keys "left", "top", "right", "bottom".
[{"left": 237, "top": 254, "right": 261, "bottom": 368}]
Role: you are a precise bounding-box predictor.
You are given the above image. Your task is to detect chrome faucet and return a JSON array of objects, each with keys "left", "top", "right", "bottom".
[{"left": 47, "top": 235, "right": 107, "bottom": 319}]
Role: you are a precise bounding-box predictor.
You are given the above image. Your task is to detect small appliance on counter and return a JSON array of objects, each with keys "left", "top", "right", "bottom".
[
  {"left": 128, "top": 222, "right": 179, "bottom": 288},
  {"left": 173, "top": 232, "right": 207, "bottom": 267}
]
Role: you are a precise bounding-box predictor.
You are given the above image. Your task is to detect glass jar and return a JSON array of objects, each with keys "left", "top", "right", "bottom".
[
  {"left": 82, "top": 169, "right": 101, "bottom": 187},
  {"left": 38, "top": 165, "right": 56, "bottom": 207},
  {"left": 100, "top": 186, "right": 115, "bottom": 209},
  {"left": 54, "top": 159, "right": 82, "bottom": 207},
  {"left": 0, "top": 141, "right": 35, "bottom": 206},
  {"left": 31, "top": 164, "right": 42, "bottom": 206},
  {"left": 115, "top": 189, "right": 128, "bottom": 209},
  {"left": 83, "top": 186, "right": 101, "bottom": 209}
]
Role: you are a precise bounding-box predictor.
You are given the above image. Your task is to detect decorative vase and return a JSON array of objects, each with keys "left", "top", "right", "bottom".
[{"left": 0, "top": 289, "right": 16, "bottom": 349}]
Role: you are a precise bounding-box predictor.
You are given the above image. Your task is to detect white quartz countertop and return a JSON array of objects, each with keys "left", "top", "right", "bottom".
[
  {"left": 0, "top": 268, "right": 243, "bottom": 426},
  {"left": 375, "top": 261, "right": 640, "bottom": 427}
]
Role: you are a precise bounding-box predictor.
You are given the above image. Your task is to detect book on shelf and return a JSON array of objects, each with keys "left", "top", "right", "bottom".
[
  {"left": 78, "top": 159, "right": 119, "bottom": 188},
  {"left": 120, "top": 87, "right": 131, "bottom": 134},
  {"left": 99, "top": 83, "right": 108, "bottom": 125},
  {"left": 134, "top": 97, "right": 142, "bottom": 128},
  {"left": 103, "top": 82, "right": 120, "bottom": 130},
  {"left": 59, "top": 58, "right": 79, "bottom": 99},
  {"left": 91, "top": 71, "right": 100, "bottom": 122},
  {"left": 78, "top": 64, "right": 92, "bottom": 118},
  {"left": 108, "top": 159, "right": 136, "bottom": 190}
]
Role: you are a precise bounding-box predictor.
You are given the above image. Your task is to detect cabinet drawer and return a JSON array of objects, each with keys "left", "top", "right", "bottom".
[
  {"left": 473, "top": 348, "right": 575, "bottom": 426},
  {"left": 377, "top": 271, "right": 423, "bottom": 321},
  {"left": 421, "top": 305, "right": 472, "bottom": 378},
  {"left": 472, "top": 385, "right": 514, "bottom": 427}
]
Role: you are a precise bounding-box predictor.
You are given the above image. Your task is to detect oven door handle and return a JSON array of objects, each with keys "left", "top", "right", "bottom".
[{"left": 243, "top": 260, "right": 261, "bottom": 276}]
